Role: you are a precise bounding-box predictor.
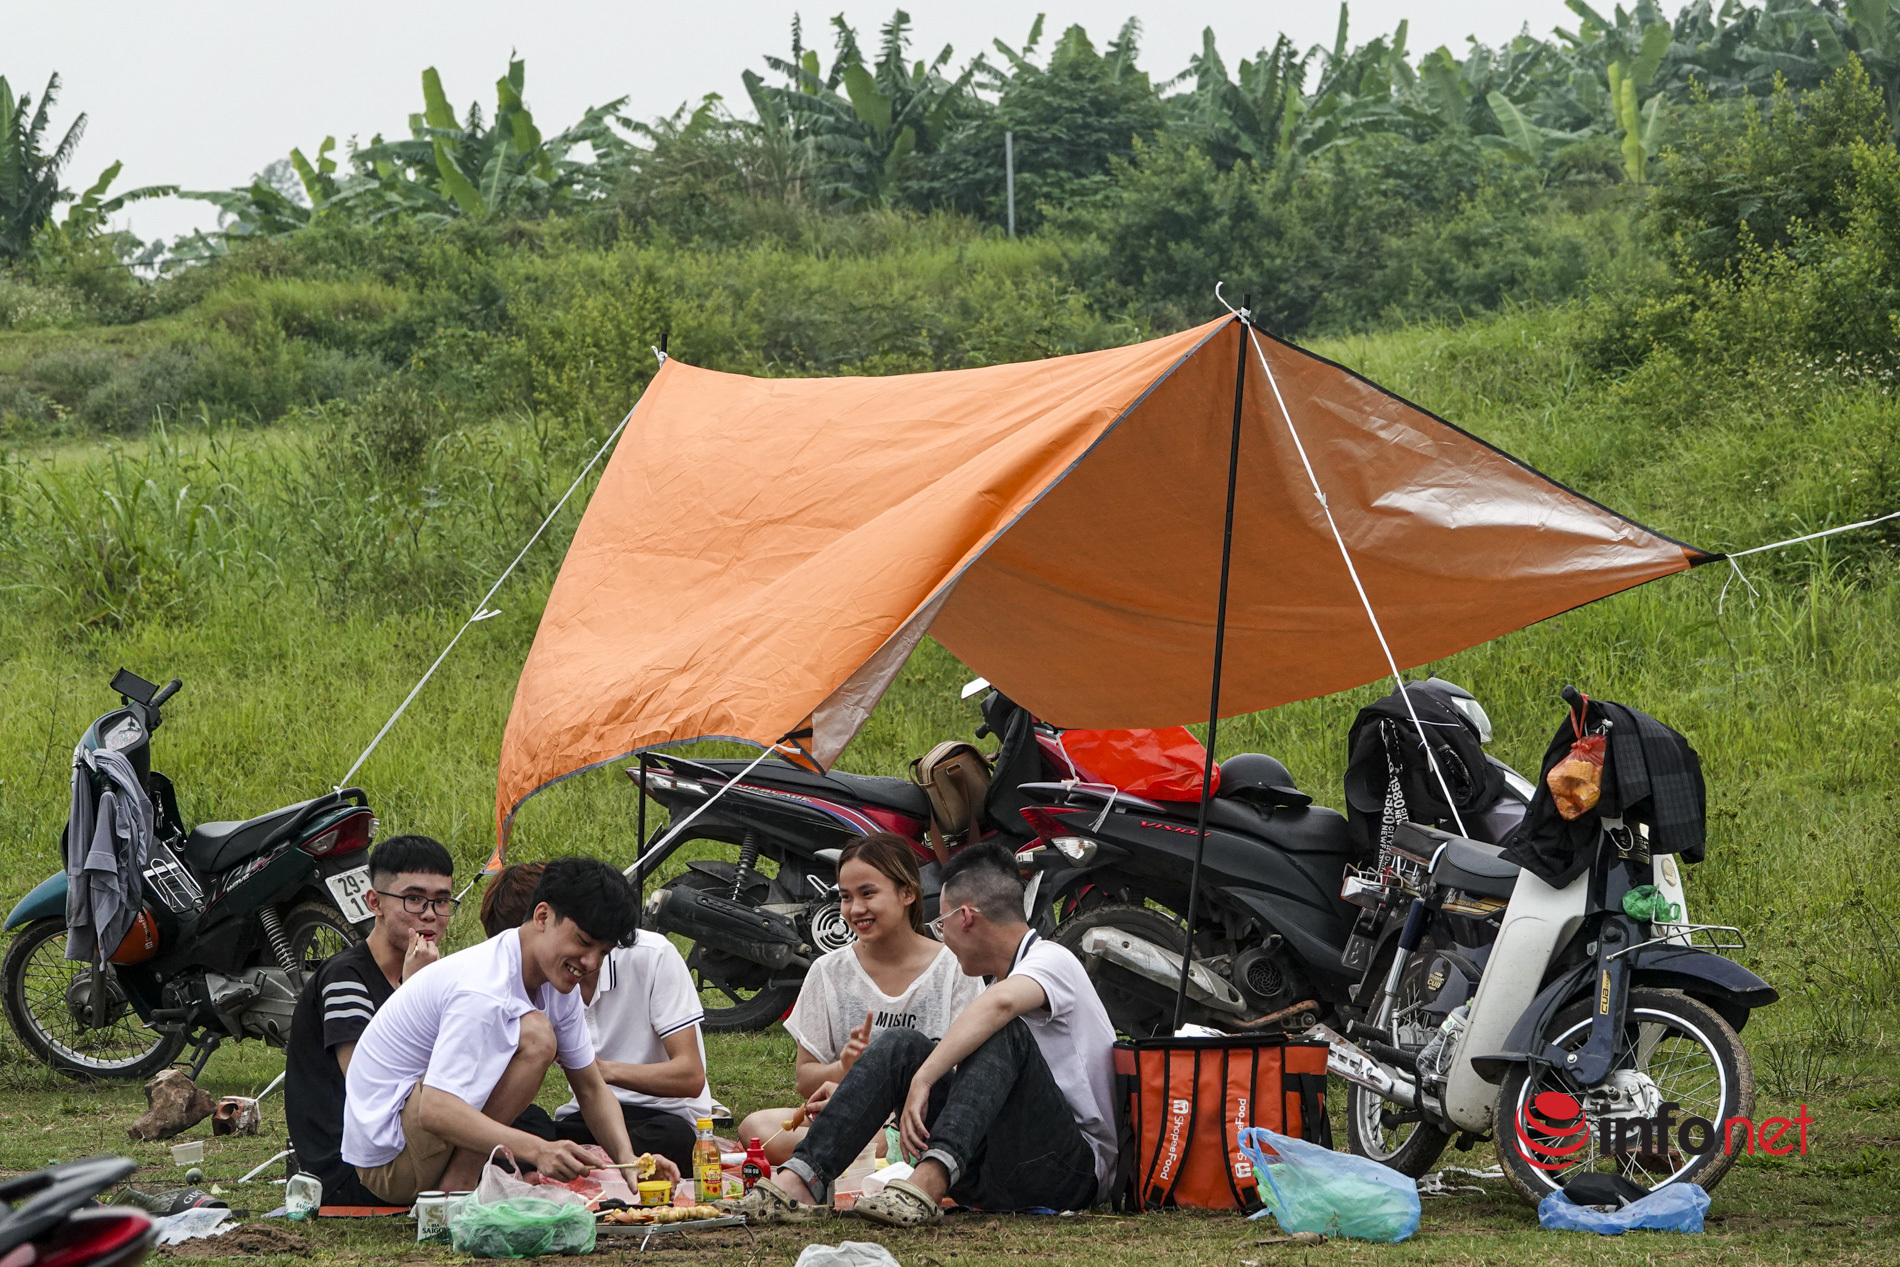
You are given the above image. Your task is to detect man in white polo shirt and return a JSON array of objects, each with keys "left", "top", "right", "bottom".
[
  {"left": 549, "top": 928, "right": 712, "bottom": 1173},
  {"left": 342, "top": 857, "right": 671, "bottom": 1203},
  {"left": 724, "top": 843, "right": 1116, "bottom": 1225}
]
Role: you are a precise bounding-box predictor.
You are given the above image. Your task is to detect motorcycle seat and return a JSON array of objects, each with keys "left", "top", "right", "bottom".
[
  {"left": 1152, "top": 796, "right": 1354, "bottom": 853},
  {"left": 690, "top": 759, "right": 932, "bottom": 820},
  {"left": 1431, "top": 837, "right": 1521, "bottom": 900},
  {"left": 184, "top": 798, "right": 316, "bottom": 874},
  {"left": 824, "top": 771, "right": 932, "bottom": 819}
]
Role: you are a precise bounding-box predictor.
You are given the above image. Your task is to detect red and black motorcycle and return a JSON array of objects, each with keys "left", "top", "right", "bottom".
[
  {"left": 629, "top": 687, "right": 1068, "bottom": 1029},
  {"left": 0, "top": 1157, "right": 154, "bottom": 1267}
]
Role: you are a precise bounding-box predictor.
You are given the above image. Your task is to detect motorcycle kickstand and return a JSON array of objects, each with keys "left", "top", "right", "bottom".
[{"left": 180, "top": 1032, "right": 222, "bottom": 1081}]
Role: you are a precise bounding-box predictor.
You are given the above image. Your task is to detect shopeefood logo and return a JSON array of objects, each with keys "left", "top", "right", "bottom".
[{"left": 1514, "top": 1091, "right": 1813, "bottom": 1171}]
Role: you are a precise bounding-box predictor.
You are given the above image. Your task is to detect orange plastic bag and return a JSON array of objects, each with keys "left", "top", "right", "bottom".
[
  {"left": 1547, "top": 695, "right": 1606, "bottom": 820},
  {"left": 1056, "top": 727, "right": 1220, "bottom": 800}
]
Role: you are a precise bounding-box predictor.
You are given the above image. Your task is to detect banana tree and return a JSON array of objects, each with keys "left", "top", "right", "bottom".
[
  {"left": 184, "top": 57, "right": 629, "bottom": 237},
  {"left": 0, "top": 74, "right": 171, "bottom": 260},
  {"left": 750, "top": 10, "right": 975, "bottom": 206}
]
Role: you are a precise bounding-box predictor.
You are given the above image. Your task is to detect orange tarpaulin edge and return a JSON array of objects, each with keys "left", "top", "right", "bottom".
[{"left": 493, "top": 316, "right": 1708, "bottom": 852}]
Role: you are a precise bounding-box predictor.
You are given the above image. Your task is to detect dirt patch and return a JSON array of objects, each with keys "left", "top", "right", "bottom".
[{"left": 162, "top": 1223, "right": 312, "bottom": 1258}]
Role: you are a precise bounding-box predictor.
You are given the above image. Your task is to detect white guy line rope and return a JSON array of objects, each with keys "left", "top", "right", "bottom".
[
  {"left": 1724, "top": 508, "right": 1900, "bottom": 557},
  {"left": 1245, "top": 324, "right": 1470, "bottom": 837},
  {"left": 335, "top": 406, "right": 637, "bottom": 791},
  {"left": 1717, "top": 510, "right": 1900, "bottom": 614}
]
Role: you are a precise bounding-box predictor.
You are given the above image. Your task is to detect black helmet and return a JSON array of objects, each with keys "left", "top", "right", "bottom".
[{"left": 1218, "top": 753, "right": 1312, "bottom": 809}]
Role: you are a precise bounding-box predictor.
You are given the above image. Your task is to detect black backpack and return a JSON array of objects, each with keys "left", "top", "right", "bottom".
[{"left": 1343, "top": 683, "right": 1504, "bottom": 858}]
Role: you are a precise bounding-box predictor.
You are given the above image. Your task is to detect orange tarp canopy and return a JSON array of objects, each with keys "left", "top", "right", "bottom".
[{"left": 495, "top": 315, "right": 1709, "bottom": 840}]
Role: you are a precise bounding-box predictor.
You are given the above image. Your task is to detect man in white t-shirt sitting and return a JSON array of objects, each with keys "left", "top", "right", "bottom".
[
  {"left": 342, "top": 857, "right": 676, "bottom": 1203},
  {"left": 722, "top": 844, "right": 1117, "bottom": 1225}
]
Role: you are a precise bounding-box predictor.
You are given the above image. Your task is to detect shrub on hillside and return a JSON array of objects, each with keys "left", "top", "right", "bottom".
[
  {"left": 1064, "top": 133, "right": 1620, "bottom": 335},
  {"left": 1588, "top": 60, "right": 1900, "bottom": 383}
]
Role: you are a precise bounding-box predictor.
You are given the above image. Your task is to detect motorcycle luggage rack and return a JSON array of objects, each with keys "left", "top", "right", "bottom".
[
  {"left": 143, "top": 840, "right": 204, "bottom": 915},
  {"left": 1608, "top": 923, "right": 1746, "bottom": 960}
]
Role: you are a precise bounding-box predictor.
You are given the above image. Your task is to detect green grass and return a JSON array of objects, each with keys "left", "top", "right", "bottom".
[
  {"left": 0, "top": 1032, "right": 1889, "bottom": 1264},
  {"left": 2, "top": 300, "right": 1899, "bottom": 1260}
]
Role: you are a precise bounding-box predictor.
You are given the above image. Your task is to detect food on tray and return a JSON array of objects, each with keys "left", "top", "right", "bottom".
[{"left": 600, "top": 1204, "right": 724, "bottom": 1226}]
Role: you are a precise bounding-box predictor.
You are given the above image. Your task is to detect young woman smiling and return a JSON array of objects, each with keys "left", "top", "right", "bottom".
[{"left": 735, "top": 833, "right": 982, "bottom": 1164}]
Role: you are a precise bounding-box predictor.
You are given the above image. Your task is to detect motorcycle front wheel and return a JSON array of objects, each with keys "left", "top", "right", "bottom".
[
  {"left": 2, "top": 920, "right": 185, "bottom": 1081},
  {"left": 1495, "top": 988, "right": 1755, "bottom": 1205},
  {"left": 1344, "top": 952, "right": 1449, "bottom": 1176}
]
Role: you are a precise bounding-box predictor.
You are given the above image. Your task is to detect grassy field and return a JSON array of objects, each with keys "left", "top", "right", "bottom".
[
  {"left": 0, "top": 1027, "right": 1889, "bottom": 1266},
  {"left": 2, "top": 301, "right": 1898, "bottom": 1262}
]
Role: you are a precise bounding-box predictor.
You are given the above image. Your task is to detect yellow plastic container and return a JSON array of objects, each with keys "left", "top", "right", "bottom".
[{"left": 638, "top": 1180, "right": 672, "bottom": 1207}]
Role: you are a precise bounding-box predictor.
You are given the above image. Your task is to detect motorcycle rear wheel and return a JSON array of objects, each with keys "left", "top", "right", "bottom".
[
  {"left": 1052, "top": 903, "right": 1190, "bottom": 1039},
  {"left": 1495, "top": 988, "right": 1754, "bottom": 1205},
  {"left": 2, "top": 920, "right": 185, "bottom": 1081},
  {"left": 664, "top": 871, "right": 800, "bottom": 1033},
  {"left": 283, "top": 900, "right": 361, "bottom": 973}
]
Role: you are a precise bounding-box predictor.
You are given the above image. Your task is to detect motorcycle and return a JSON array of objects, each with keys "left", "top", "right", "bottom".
[
  {"left": 0, "top": 1157, "right": 153, "bottom": 1267},
  {"left": 628, "top": 685, "right": 1081, "bottom": 1030},
  {"left": 1316, "top": 812, "right": 1775, "bottom": 1204},
  {"left": 3, "top": 669, "right": 376, "bottom": 1079},
  {"left": 1012, "top": 679, "right": 1533, "bottom": 1037}
]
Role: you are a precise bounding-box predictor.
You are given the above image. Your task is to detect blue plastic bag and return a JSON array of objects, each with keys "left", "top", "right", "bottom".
[
  {"left": 1236, "top": 1128, "right": 1420, "bottom": 1243},
  {"left": 1537, "top": 1183, "right": 1709, "bottom": 1235}
]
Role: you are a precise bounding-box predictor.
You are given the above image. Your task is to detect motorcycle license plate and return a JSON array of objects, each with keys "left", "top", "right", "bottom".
[{"left": 326, "top": 867, "right": 374, "bottom": 924}]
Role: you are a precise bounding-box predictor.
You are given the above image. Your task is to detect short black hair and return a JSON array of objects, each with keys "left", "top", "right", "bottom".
[
  {"left": 368, "top": 835, "right": 455, "bottom": 886},
  {"left": 529, "top": 857, "right": 640, "bottom": 947},
  {"left": 939, "top": 843, "right": 1027, "bottom": 927}
]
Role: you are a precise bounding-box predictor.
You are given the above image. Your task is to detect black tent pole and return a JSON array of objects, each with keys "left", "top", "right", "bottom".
[{"left": 1171, "top": 306, "right": 1250, "bottom": 1034}]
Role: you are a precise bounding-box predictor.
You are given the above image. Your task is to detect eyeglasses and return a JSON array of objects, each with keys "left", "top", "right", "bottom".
[
  {"left": 926, "top": 904, "right": 976, "bottom": 938},
  {"left": 375, "top": 891, "right": 459, "bottom": 917}
]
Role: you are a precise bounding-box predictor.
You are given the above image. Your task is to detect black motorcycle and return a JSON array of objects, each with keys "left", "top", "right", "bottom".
[
  {"left": 1014, "top": 679, "right": 1533, "bottom": 1037},
  {"left": 0, "top": 1157, "right": 153, "bottom": 1267},
  {"left": 3, "top": 669, "right": 375, "bottom": 1079}
]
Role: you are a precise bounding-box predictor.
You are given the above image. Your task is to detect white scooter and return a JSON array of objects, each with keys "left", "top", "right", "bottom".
[{"left": 1311, "top": 814, "right": 1778, "bottom": 1204}]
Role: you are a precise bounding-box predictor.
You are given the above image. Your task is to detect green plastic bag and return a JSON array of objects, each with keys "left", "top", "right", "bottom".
[
  {"left": 449, "top": 1197, "right": 597, "bottom": 1258},
  {"left": 1237, "top": 1128, "right": 1420, "bottom": 1243}
]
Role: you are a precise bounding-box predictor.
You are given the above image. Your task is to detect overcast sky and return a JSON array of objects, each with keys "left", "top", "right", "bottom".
[{"left": 13, "top": 1, "right": 1578, "bottom": 244}]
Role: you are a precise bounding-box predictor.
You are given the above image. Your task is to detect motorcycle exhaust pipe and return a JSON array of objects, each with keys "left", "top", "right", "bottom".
[
  {"left": 1298, "top": 1022, "right": 1419, "bottom": 1109},
  {"left": 1076, "top": 926, "right": 1248, "bottom": 1014},
  {"left": 644, "top": 885, "right": 809, "bottom": 971}
]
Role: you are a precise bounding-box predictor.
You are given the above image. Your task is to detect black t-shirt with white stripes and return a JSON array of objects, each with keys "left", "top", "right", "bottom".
[{"left": 285, "top": 938, "right": 395, "bottom": 1205}]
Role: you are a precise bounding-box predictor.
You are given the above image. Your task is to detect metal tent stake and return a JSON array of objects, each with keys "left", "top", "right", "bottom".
[{"left": 1172, "top": 307, "right": 1250, "bottom": 1033}]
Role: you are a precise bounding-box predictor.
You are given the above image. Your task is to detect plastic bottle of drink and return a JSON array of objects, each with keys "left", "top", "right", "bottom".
[
  {"left": 692, "top": 1117, "right": 723, "bottom": 1203},
  {"left": 1416, "top": 1004, "right": 1470, "bottom": 1079},
  {"left": 741, "top": 1138, "right": 772, "bottom": 1190}
]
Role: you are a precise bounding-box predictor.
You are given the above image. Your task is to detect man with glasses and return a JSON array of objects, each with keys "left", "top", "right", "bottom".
[
  {"left": 287, "top": 835, "right": 464, "bottom": 1206},
  {"left": 723, "top": 843, "right": 1117, "bottom": 1226}
]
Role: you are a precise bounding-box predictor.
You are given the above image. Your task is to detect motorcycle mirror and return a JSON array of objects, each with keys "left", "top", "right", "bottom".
[{"left": 959, "top": 677, "right": 990, "bottom": 700}]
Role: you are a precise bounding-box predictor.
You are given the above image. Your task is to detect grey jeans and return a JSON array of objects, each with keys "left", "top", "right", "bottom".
[{"left": 782, "top": 1021, "right": 1101, "bottom": 1212}]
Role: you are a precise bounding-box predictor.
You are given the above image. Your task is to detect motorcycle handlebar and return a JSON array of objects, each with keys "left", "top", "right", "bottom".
[{"left": 150, "top": 679, "right": 182, "bottom": 709}]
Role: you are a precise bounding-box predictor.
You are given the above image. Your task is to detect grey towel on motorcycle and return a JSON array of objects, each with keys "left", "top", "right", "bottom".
[
  {"left": 1501, "top": 689, "right": 1706, "bottom": 886},
  {"left": 63, "top": 747, "right": 153, "bottom": 962}
]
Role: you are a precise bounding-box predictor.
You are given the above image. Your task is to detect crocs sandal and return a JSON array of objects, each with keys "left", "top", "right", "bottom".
[
  {"left": 852, "top": 1178, "right": 942, "bottom": 1228},
  {"left": 714, "top": 1177, "right": 825, "bottom": 1225}
]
